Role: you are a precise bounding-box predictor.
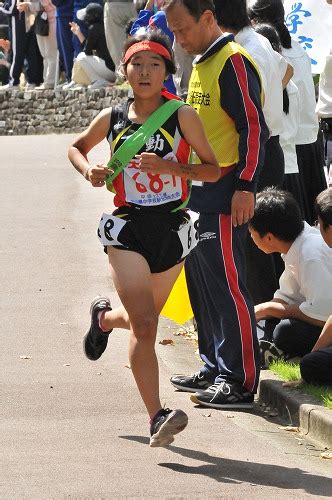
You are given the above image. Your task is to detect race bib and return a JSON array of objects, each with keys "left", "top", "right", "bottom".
[
  {"left": 98, "top": 213, "right": 127, "bottom": 246},
  {"left": 123, "top": 152, "right": 183, "bottom": 206},
  {"left": 177, "top": 211, "right": 200, "bottom": 259}
]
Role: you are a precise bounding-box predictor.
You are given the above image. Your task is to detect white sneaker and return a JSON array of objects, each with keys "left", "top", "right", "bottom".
[
  {"left": 25, "top": 83, "right": 36, "bottom": 91},
  {"left": 55, "top": 81, "right": 68, "bottom": 90},
  {"left": 88, "top": 79, "right": 110, "bottom": 89},
  {"left": 62, "top": 80, "right": 79, "bottom": 90},
  {"left": 0, "top": 83, "right": 19, "bottom": 91},
  {"left": 35, "top": 83, "right": 54, "bottom": 90}
]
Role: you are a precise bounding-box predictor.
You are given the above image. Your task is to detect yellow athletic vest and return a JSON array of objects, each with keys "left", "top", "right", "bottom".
[{"left": 187, "top": 41, "right": 263, "bottom": 168}]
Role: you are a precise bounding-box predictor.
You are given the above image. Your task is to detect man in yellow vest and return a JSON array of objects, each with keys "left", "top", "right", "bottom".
[{"left": 165, "top": 0, "right": 269, "bottom": 409}]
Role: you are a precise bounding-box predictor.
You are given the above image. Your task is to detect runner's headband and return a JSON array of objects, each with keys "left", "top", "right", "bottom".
[{"left": 123, "top": 41, "right": 172, "bottom": 64}]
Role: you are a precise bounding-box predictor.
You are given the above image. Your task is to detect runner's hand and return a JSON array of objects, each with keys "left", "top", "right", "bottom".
[
  {"left": 136, "top": 152, "right": 170, "bottom": 174},
  {"left": 231, "top": 190, "right": 254, "bottom": 227},
  {"left": 85, "top": 163, "right": 111, "bottom": 187}
]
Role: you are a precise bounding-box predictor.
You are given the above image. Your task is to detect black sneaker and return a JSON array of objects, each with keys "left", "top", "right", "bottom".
[
  {"left": 190, "top": 381, "right": 254, "bottom": 409},
  {"left": 170, "top": 371, "right": 214, "bottom": 392},
  {"left": 259, "top": 340, "right": 284, "bottom": 368},
  {"left": 150, "top": 408, "right": 188, "bottom": 447},
  {"left": 83, "top": 296, "right": 112, "bottom": 360}
]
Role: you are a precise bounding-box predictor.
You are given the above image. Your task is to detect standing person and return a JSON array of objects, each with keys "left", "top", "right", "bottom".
[
  {"left": 248, "top": 0, "right": 327, "bottom": 225},
  {"left": 17, "top": 0, "right": 58, "bottom": 90},
  {"left": 213, "top": 0, "right": 292, "bottom": 305},
  {"left": 254, "top": 23, "right": 304, "bottom": 216},
  {"left": 68, "top": 31, "right": 220, "bottom": 445},
  {"left": 317, "top": 0, "right": 332, "bottom": 181},
  {"left": 164, "top": 0, "right": 269, "bottom": 409},
  {"left": 36, "top": 0, "right": 57, "bottom": 89},
  {"left": 0, "top": 0, "right": 43, "bottom": 90},
  {"left": 52, "top": 0, "right": 74, "bottom": 86},
  {"left": 104, "top": 0, "right": 137, "bottom": 69}
]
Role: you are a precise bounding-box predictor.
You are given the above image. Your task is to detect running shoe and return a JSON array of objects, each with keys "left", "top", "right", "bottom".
[
  {"left": 170, "top": 371, "right": 214, "bottom": 392},
  {"left": 150, "top": 408, "right": 188, "bottom": 447},
  {"left": 83, "top": 296, "right": 112, "bottom": 360},
  {"left": 190, "top": 381, "right": 254, "bottom": 409}
]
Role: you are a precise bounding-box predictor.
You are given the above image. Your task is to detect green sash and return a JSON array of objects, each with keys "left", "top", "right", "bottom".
[{"left": 106, "top": 99, "right": 186, "bottom": 189}]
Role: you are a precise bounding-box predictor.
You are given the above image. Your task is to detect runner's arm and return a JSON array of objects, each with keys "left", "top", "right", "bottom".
[
  {"left": 68, "top": 108, "right": 112, "bottom": 186},
  {"left": 138, "top": 105, "right": 220, "bottom": 182}
]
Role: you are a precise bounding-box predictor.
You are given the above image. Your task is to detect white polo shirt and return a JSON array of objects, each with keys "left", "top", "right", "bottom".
[
  {"left": 274, "top": 223, "right": 332, "bottom": 321},
  {"left": 279, "top": 79, "right": 300, "bottom": 174},
  {"left": 282, "top": 40, "right": 319, "bottom": 145},
  {"left": 235, "top": 26, "right": 287, "bottom": 137},
  {"left": 316, "top": 45, "right": 332, "bottom": 119}
]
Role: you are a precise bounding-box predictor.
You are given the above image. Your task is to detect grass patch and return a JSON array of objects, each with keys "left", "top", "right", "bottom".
[{"left": 269, "top": 360, "right": 332, "bottom": 410}]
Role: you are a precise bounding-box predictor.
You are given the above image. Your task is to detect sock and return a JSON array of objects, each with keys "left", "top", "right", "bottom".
[{"left": 97, "top": 310, "right": 109, "bottom": 332}]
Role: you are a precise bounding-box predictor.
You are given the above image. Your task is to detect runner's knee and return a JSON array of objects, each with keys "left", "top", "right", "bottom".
[{"left": 130, "top": 314, "right": 158, "bottom": 341}]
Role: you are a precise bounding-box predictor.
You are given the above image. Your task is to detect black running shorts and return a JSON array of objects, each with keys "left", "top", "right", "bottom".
[{"left": 97, "top": 206, "right": 198, "bottom": 273}]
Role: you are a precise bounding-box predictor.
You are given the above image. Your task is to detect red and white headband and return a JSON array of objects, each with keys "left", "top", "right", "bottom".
[{"left": 123, "top": 41, "right": 172, "bottom": 64}]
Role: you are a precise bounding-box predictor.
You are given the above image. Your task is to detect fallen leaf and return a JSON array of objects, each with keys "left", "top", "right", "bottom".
[
  {"left": 97, "top": 372, "right": 102, "bottom": 375},
  {"left": 159, "top": 339, "right": 175, "bottom": 346},
  {"left": 321, "top": 452, "right": 332, "bottom": 460},
  {"left": 203, "top": 413, "right": 211, "bottom": 417},
  {"left": 125, "top": 364, "right": 131, "bottom": 369},
  {"left": 20, "top": 355, "right": 32, "bottom": 360},
  {"left": 282, "top": 379, "right": 304, "bottom": 388},
  {"left": 278, "top": 426, "right": 299, "bottom": 433},
  {"left": 63, "top": 363, "right": 70, "bottom": 367}
]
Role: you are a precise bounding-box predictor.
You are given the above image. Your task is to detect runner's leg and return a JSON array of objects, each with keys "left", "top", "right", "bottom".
[
  {"left": 101, "top": 258, "right": 183, "bottom": 330},
  {"left": 107, "top": 247, "right": 182, "bottom": 418}
]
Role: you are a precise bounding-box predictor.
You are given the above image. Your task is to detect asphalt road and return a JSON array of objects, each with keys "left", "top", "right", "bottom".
[{"left": 1, "top": 134, "right": 332, "bottom": 499}]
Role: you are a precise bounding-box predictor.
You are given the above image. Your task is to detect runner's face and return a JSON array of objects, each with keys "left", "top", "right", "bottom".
[
  {"left": 125, "top": 51, "right": 167, "bottom": 96},
  {"left": 166, "top": 4, "right": 212, "bottom": 55}
]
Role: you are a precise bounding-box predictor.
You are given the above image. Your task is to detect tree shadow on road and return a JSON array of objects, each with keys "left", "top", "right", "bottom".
[{"left": 120, "top": 435, "right": 332, "bottom": 496}]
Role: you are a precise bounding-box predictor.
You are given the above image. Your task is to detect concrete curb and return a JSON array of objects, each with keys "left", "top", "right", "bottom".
[{"left": 258, "top": 370, "right": 332, "bottom": 448}]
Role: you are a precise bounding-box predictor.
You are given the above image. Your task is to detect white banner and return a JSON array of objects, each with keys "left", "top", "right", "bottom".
[{"left": 284, "top": 0, "right": 332, "bottom": 73}]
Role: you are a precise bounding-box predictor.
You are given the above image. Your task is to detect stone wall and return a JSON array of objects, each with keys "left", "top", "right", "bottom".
[{"left": 0, "top": 86, "right": 129, "bottom": 136}]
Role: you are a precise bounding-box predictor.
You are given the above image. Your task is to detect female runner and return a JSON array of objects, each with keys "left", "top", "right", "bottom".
[{"left": 68, "top": 30, "right": 219, "bottom": 447}]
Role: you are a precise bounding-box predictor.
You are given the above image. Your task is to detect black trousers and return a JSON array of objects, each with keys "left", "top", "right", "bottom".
[
  {"left": 272, "top": 319, "right": 321, "bottom": 357},
  {"left": 185, "top": 213, "right": 260, "bottom": 393},
  {"left": 300, "top": 348, "right": 332, "bottom": 385},
  {"left": 246, "top": 135, "right": 285, "bottom": 305},
  {"left": 320, "top": 118, "right": 332, "bottom": 173},
  {"left": 296, "top": 136, "right": 327, "bottom": 225},
  {"left": 9, "top": 14, "right": 43, "bottom": 86}
]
